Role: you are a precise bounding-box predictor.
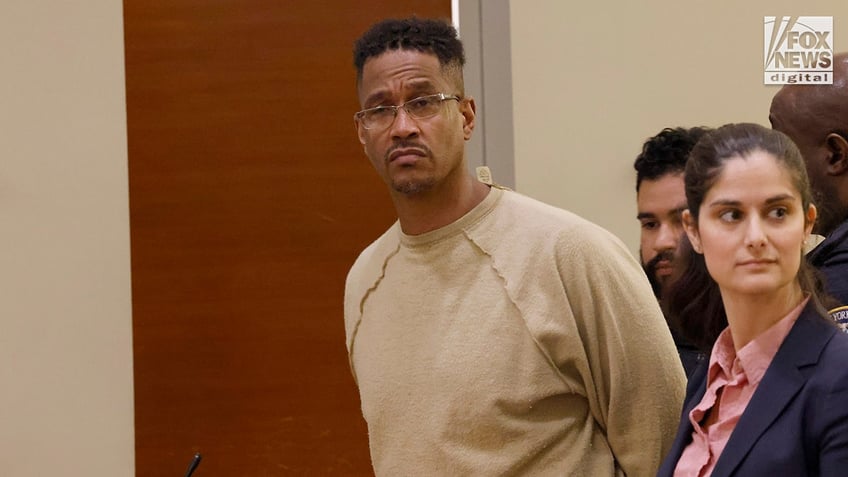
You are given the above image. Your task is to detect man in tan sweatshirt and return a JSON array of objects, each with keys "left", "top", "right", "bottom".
[{"left": 345, "top": 16, "right": 685, "bottom": 476}]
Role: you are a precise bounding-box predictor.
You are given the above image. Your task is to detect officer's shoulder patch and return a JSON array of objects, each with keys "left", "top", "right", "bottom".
[{"left": 829, "top": 305, "right": 848, "bottom": 333}]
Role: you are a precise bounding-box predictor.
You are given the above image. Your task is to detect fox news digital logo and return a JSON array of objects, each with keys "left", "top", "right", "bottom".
[{"left": 764, "top": 16, "right": 833, "bottom": 85}]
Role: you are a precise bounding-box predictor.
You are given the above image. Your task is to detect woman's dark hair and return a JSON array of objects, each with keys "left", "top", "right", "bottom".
[{"left": 664, "top": 122, "right": 837, "bottom": 351}]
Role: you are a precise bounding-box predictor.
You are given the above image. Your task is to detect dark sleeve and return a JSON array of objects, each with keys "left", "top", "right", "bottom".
[{"left": 817, "top": 345, "right": 848, "bottom": 475}]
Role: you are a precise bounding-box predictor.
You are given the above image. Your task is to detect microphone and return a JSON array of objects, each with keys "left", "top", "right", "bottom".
[{"left": 184, "top": 452, "right": 202, "bottom": 477}]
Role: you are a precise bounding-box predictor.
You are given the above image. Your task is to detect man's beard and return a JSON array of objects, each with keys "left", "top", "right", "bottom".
[
  {"left": 385, "top": 140, "right": 436, "bottom": 195},
  {"left": 393, "top": 176, "right": 436, "bottom": 195},
  {"left": 811, "top": 186, "right": 845, "bottom": 236},
  {"left": 643, "top": 250, "right": 675, "bottom": 300}
]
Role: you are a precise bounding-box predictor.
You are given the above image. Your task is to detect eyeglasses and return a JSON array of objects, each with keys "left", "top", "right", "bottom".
[{"left": 354, "top": 93, "right": 461, "bottom": 130}]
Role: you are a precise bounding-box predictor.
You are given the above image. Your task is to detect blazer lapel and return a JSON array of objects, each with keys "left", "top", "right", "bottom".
[{"left": 710, "top": 306, "right": 835, "bottom": 476}]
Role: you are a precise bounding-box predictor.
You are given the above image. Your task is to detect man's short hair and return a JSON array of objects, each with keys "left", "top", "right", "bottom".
[
  {"left": 634, "top": 127, "right": 711, "bottom": 191},
  {"left": 353, "top": 17, "right": 465, "bottom": 85}
]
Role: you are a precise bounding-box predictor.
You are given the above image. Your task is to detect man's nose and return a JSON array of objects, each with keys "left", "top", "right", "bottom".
[
  {"left": 389, "top": 107, "right": 420, "bottom": 138},
  {"left": 655, "top": 223, "right": 681, "bottom": 251}
]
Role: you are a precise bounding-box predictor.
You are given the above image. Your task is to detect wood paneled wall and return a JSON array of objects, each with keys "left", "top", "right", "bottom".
[{"left": 123, "top": 2, "right": 450, "bottom": 474}]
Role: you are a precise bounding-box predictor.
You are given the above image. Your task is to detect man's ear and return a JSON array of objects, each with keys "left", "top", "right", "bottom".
[
  {"left": 824, "top": 132, "right": 848, "bottom": 175},
  {"left": 355, "top": 118, "right": 367, "bottom": 145},
  {"left": 460, "top": 97, "right": 476, "bottom": 140},
  {"left": 681, "top": 209, "right": 703, "bottom": 254}
]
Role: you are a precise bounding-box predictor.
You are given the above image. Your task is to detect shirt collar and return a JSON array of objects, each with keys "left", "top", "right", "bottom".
[{"left": 707, "top": 296, "right": 809, "bottom": 386}]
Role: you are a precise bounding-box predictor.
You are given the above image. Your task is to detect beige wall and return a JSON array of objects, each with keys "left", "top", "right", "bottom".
[
  {"left": 508, "top": 1, "right": 848, "bottom": 255},
  {"left": 0, "top": 2, "right": 135, "bottom": 475}
]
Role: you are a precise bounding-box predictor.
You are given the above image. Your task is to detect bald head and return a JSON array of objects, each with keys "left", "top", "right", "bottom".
[
  {"left": 770, "top": 53, "right": 848, "bottom": 141},
  {"left": 770, "top": 52, "right": 848, "bottom": 235}
]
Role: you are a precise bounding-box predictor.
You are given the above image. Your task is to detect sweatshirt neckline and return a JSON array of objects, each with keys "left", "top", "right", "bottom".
[{"left": 399, "top": 186, "right": 502, "bottom": 248}]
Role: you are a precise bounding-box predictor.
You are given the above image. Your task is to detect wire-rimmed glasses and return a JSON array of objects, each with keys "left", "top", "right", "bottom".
[{"left": 354, "top": 93, "right": 461, "bottom": 130}]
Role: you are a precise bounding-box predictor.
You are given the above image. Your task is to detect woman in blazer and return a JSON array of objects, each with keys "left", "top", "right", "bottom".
[{"left": 658, "top": 123, "right": 848, "bottom": 477}]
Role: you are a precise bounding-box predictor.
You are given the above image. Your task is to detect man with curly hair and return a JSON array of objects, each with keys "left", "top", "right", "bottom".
[
  {"left": 344, "top": 16, "right": 685, "bottom": 476},
  {"left": 634, "top": 127, "right": 710, "bottom": 377}
]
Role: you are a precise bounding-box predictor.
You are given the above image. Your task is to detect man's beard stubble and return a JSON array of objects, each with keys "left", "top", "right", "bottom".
[
  {"left": 386, "top": 140, "right": 436, "bottom": 195},
  {"left": 643, "top": 250, "right": 675, "bottom": 300},
  {"left": 811, "top": 186, "right": 845, "bottom": 237}
]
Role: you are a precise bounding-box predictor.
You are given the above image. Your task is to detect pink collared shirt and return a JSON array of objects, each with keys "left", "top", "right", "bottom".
[{"left": 673, "top": 297, "right": 809, "bottom": 477}]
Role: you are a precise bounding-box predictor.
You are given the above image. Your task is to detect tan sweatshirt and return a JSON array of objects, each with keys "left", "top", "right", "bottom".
[{"left": 344, "top": 187, "right": 685, "bottom": 476}]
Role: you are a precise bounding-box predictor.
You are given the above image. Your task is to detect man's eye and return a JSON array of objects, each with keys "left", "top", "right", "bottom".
[
  {"left": 368, "top": 107, "right": 394, "bottom": 118},
  {"left": 641, "top": 222, "right": 658, "bottom": 230},
  {"left": 407, "top": 98, "right": 432, "bottom": 110}
]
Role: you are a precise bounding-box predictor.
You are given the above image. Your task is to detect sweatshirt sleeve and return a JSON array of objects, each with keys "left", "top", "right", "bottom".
[
  {"left": 343, "top": 224, "right": 401, "bottom": 384},
  {"left": 555, "top": 224, "right": 686, "bottom": 476}
]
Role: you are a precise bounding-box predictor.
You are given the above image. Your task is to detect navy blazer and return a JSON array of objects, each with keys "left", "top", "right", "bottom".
[{"left": 657, "top": 303, "right": 848, "bottom": 476}]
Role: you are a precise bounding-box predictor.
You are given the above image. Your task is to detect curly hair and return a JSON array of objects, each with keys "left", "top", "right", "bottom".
[
  {"left": 353, "top": 17, "right": 465, "bottom": 86},
  {"left": 634, "top": 127, "right": 711, "bottom": 191}
]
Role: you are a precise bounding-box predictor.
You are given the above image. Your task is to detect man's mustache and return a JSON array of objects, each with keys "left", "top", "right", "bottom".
[
  {"left": 385, "top": 140, "right": 432, "bottom": 161},
  {"left": 643, "top": 250, "right": 676, "bottom": 299},
  {"left": 645, "top": 250, "right": 675, "bottom": 270}
]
